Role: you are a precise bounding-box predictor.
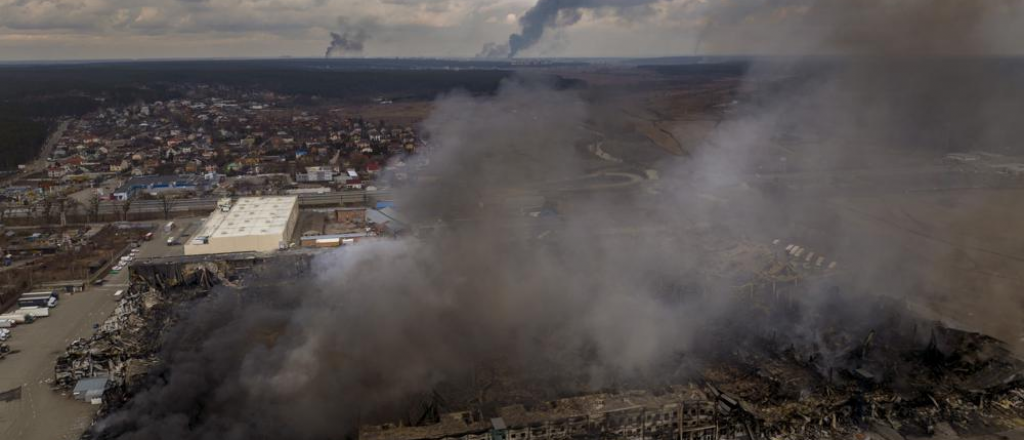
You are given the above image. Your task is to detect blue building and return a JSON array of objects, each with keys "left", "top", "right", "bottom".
[{"left": 113, "top": 175, "right": 206, "bottom": 200}]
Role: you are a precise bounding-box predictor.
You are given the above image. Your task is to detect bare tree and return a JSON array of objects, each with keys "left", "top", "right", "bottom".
[
  {"left": 160, "top": 194, "right": 176, "bottom": 220},
  {"left": 88, "top": 194, "right": 102, "bottom": 223},
  {"left": 59, "top": 198, "right": 82, "bottom": 227},
  {"left": 27, "top": 200, "right": 40, "bottom": 221},
  {"left": 0, "top": 199, "right": 10, "bottom": 225},
  {"left": 120, "top": 197, "right": 133, "bottom": 222},
  {"left": 41, "top": 196, "right": 55, "bottom": 224}
]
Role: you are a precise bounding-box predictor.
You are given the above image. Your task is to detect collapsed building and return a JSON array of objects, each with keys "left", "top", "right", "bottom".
[
  {"left": 356, "top": 240, "right": 1024, "bottom": 440},
  {"left": 61, "top": 233, "right": 1024, "bottom": 440},
  {"left": 360, "top": 387, "right": 718, "bottom": 440},
  {"left": 55, "top": 252, "right": 314, "bottom": 414},
  {"left": 356, "top": 320, "right": 1024, "bottom": 440}
]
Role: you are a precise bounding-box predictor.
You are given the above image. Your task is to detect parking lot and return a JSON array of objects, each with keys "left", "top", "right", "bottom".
[
  {"left": 0, "top": 221, "right": 181, "bottom": 440},
  {"left": 144, "top": 217, "right": 203, "bottom": 259}
]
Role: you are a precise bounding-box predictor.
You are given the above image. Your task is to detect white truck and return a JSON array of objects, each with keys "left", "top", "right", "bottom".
[
  {"left": 18, "top": 291, "right": 58, "bottom": 308},
  {"left": 0, "top": 313, "right": 34, "bottom": 324},
  {"left": 16, "top": 307, "right": 49, "bottom": 318}
]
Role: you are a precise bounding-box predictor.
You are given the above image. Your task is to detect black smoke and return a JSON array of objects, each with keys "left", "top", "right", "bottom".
[
  {"left": 325, "top": 20, "right": 370, "bottom": 58},
  {"left": 501, "top": 0, "right": 665, "bottom": 58},
  {"left": 91, "top": 79, "right": 726, "bottom": 440},
  {"left": 91, "top": 1, "right": 1024, "bottom": 439}
]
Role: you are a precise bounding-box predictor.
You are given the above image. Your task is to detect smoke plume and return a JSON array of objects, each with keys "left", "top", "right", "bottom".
[
  {"left": 94, "top": 1, "right": 1024, "bottom": 439},
  {"left": 693, "top": 0, "right": 1024, "bottom": 56},
  {"left": 325, "top": 19, "right": 371, "bottom": 58},
  {"left": 94, "top": 79, "right": 734, "bottom": 439},
  {"left": 687, "top": 0, "right": 1024, "bottom": 343},
  {"left": 499, "top": 0, "right": 665, "bottom": 58},
  {"left": 476, "top": 41, "right": 510, "bottom": 59}
]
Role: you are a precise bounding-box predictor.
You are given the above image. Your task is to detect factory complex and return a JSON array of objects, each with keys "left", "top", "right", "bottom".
[{"left": 184, "top": 196, "right": 299, "bottom": 256}]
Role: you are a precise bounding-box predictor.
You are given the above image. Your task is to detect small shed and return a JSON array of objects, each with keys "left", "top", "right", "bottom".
[{"left": 72, "top": 377, "right": 109, "bottom": 403}]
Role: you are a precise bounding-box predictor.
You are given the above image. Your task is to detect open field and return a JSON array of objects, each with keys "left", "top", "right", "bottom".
[{"left": 830, "top": 188, "right": 1024, "bottom": 353}]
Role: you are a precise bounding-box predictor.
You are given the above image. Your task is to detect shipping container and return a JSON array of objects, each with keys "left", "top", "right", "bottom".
[{"left": 314, "top": 238, "right": 342, "bottom": 248}]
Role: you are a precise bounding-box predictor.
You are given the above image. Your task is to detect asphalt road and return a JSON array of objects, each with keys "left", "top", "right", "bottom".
[
  {"left": 1, "top": 189, "right": 392, "bottom": 218},
  {"left": 22, "top": 120, "right": 69, "bottom": 176},
  {"left": 0, "top": 229, "right": 170, "bottom": 440}
]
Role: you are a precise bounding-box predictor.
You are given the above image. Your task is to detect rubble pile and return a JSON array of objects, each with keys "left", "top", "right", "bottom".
[
  {"left": 699, "top": 309, "right": 1024, "bottom": 439},
  {"left": 55, "top": 287, "right": 157, "bottom": 389},
  {"left": 377, "top": 244, "right": 1024, "bottom": 439},
  {"left": 54, "top": 263, "right": 228, "bottom": 410},
  {"left": 58, "top": 254, "right": 315, "bottom": 423}
]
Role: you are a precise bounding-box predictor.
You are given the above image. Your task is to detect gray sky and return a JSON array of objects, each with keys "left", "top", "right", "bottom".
[
  {"left": 0, "top": 0, "right": 704, "bottom": 60},
  {"left": 2, "top": 0, "right": 1023, "bottom": 61}
]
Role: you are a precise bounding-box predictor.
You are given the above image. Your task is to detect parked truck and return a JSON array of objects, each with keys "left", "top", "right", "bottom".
[
  {"left": 0, "top": 314, "right": 35, "bottom": 324},
  {"left": 16, "top": 307, "right": 49, "bottom": 318},
  {"left": 18, "top": 291, "right": 58, "bottom": 308}
]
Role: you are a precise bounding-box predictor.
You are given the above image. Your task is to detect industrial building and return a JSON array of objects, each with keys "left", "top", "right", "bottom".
[
  {"left": 112, "top": 174, "right": 208, "bottom": 200},
  {"left": 184, "top": 196, "right": 299, "bottom": 256}
]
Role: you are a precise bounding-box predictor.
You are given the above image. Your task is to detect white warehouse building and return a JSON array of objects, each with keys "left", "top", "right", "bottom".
[{"left": 184, "top": 196, "right": 299, "bottom": 256}]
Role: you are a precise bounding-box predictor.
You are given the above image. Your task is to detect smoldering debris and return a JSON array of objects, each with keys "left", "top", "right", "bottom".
[
  {"left": 54, "top": 261, "right": 236, "bottom": 401},
  {"left": 80, "top": 1, "right": 1024, "bottom": 437},
  {"left": 84, "top": 81, "right": 1024, "bottom": 439},
  {"left": 83, "top": 235, "right": 1024, "bottom": 440}
]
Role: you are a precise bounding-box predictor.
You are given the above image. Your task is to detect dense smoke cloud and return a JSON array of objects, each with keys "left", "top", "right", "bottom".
[
  {"left": 691, "top": 0, "right": 1024, "bottom": 163},
  {"left": 694, "top": 0, "right": 1024, "bottom": 56},
  {"left": 494, "top": 0, "right": 667, "bottom": 58},
  {"left": 688, "top": 0, "right": 1024, "bottom": 342},
  {"left": 94, "top": 79, "right": 736, "bottom": 440},
  {"left": 325, "top": 18, "right": 372, "bottom": 58},
  {"left": 476, "top": 41, "right": 510, "bottom": 59},
  {"left": 93, "top": 1, "right": 1024, "bottom": 438}
]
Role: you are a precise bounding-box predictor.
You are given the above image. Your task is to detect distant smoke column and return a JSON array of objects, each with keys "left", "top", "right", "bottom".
[
  {"left": 325, "top": 29, "right": 369, "bottom": 58},
  {"left": 477, "top": 42, "right": 511, "bottom": 59},
  {"left": 507, "top": 0, "right": 662, "bottom": 58}
]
